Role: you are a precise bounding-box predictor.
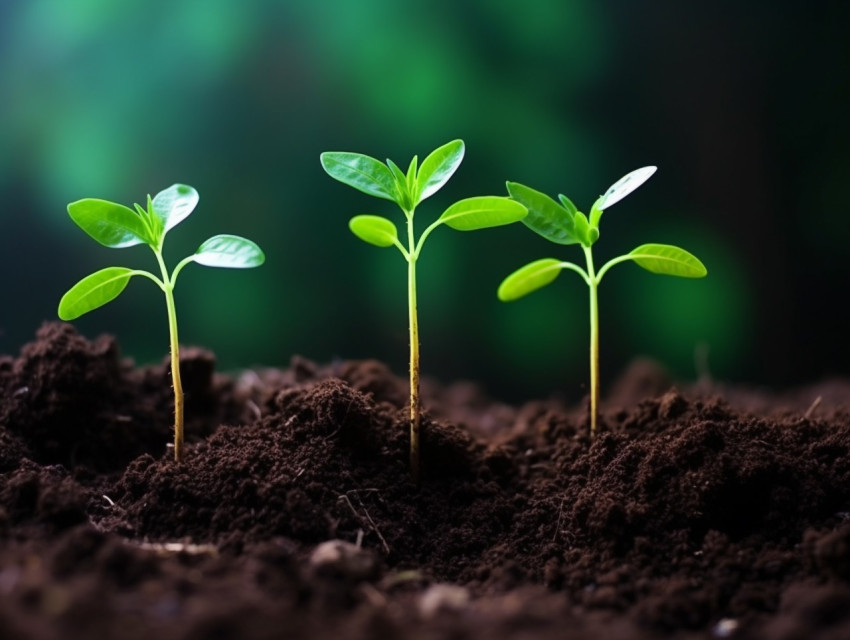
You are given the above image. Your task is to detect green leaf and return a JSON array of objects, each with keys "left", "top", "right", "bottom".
[
  {"left": 498, "top": 258, "right": 563, "bottom": 302},
  {"left": 320, "top": 151, "right": 399, "bottom": 203},
  {"left": 416, "top": 140, "right": 464, "bottom": 202},
  {"left": 193, "top": 235, "right": 265, "bottom": 268},
  {"left": 387, "top": 158, "right": 407, "bottom": 187},
  {"left": 145, "top": 194, "right": 165, "bottom": 239},
  {"left": 349, "top": 215, "right": 399, "bottom": 248},
  {"left": 152, "top": 184, "right": 199, "bottom": 234},
  {"left": 67, "top": 199, "right": 152, "bottom": 248},
  {"left": 557, "top": 194, "right": 578, "bottom": 217},
  {"left": 58, "top": 267, "right": 135, "bottom": 320},
  {"left": 597, "top": 166, "right": 657, "bottom": 210},
  {"left": 438, "top": 196, "right": 527, "bottom": 231},
  {"left": 507, "top": 182, "right": 579, "bottom": 245},
  {"left": 588, "top": 197, "right": 605, "bottom": 228},
  {"left": 406, "top": 155, "right": 418, "bottom": 185},
  {"left": 628, "top": 243, "right": 707, "bottom": 278},
  {"left": 406, "top": 155, "right": 418, "bottom": 205},
  {"left": 386, "top": 159, "right": 411, "bottom": 210},
  {"left": 573, "top": 212, "right": 598, "bottom": 246}
]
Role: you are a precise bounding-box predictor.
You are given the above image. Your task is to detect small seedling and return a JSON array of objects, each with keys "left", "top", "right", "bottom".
[
  {"left": 321, "top": 140, "right": 526, "bottom": 483},
  {"left": 58, "top": 184, "right": 265, "bottom": 461},
  {"left": 498, "top": 167, "right": 707, "bottom": 435}
]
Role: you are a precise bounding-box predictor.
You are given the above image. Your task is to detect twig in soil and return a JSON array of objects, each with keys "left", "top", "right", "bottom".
[
  {"left": 338, "top": 496, "right": 366, "bottom": 544},
  {"left": 90, "top": 496, "right": 125, "bottom": 529},
  {"left": 246, "top": 399, "right": 262, "bottom": 421},
  {"left": 805, "top": 395, "right": 822, "bottom": 419},
  {"left": 553, "top": 498, "right": 566, "bottom": 542},
  {"left": 337, "top": 490, "right": 391, "bottom": 555},
  {"left": 326, "top": 395, "right": 359, "bottom": 440}
]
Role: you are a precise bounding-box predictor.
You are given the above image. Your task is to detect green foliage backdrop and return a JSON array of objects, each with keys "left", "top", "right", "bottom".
[{"left": 1, "top": 0, "right": 847, "bottom": 400}]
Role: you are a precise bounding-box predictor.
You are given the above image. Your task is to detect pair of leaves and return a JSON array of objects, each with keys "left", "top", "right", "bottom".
[
  {"left": 323, "top": 140, "right": 526, "bottom": 251},
  {"left": 508, "top": 167, "right": 657, "bottom": 247},
  {"left": 58, "top": 234, "right": 265, "bottom": 321},
  {"left": 320, "top": 139, "right": 465, "bottom": 212},
  {"left": 68, "top": 184, "right": 199, "bottom": 249},
  {"left": 60, "top": 182, "right": 265, "bottom": 322},
  {"left": 498, "top": 244, "right": 707, "bottom": 302},
  {"left": 348, "top": 196, "right": 527, "bottom": 249},
  {"left": 59, "top": 234, "right": 265, "bottom": 321}
]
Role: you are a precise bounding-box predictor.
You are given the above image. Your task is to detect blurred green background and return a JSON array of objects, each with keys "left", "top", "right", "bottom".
[{"left": 0, "top": 0, "right": 847, "bottom": 402}]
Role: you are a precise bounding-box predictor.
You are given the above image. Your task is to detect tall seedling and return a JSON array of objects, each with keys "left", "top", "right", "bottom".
[
  {"left": 321, "top": 140, "right": 526, "bottom": 483},
  {"left": 58, "top": 184, "right": 265, "bottom": 461},
  {"left": 498, "top": 167, "right": 707, "bottom": 435}
]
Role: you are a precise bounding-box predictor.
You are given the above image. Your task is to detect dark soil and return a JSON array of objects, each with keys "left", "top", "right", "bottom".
[{"left": 3, "top": 322, "right": 850, "bottom": 639}]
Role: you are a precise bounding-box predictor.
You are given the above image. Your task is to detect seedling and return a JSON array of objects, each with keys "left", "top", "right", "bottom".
[
  {"left": 498, "top": 167, "right": 707, "bottom": 435},
  {"left": 57, "top": 184, "right": 265, "bottom": 461},
  {"left": 321, "top": 140, "right": 526, "bottom": 482}
]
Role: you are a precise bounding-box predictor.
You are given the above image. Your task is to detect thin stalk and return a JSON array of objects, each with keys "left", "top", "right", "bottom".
[
  {"left": 583, "top": 246, "right": 600, "bottom": 436},
  {"left": 164, "top": 286, "right": 184, "bottom": 461},
  {"left": 406, "top": 211, "right": 421, "bottom": 484},
  {"left": 155, "top": 250, "right": 184, "bottom": 462}
]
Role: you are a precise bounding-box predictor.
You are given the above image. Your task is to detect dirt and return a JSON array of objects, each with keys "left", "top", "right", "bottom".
[{"left": 2, "top": 322, "right": 850, "bottom": 639}]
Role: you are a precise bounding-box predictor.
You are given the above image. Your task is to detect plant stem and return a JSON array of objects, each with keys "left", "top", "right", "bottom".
[
  {"left": 407, "top": 212, "right": 421, "bottom": 484},
  {"left": 156, "top": 250, "right": 184, "bottom": 462},
  {"left": 164, "top": 286, "right": 184, "bottom": 461},
  {"left": 583, "top": 246, "right": 600, "bottom": 436}
]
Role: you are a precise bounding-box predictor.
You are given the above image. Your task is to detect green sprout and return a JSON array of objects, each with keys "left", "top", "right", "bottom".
[
  {"left": 57, "top": 184, "right": 265, "bottom": 462},
  {"left": 321, "top": 140, "right": 527, "bottom": 483},
  {"left": 498, "top": 167, "right": 707, "bottom": 436}
]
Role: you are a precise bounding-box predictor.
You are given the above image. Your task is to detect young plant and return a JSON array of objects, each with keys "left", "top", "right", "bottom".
[
  {"left": 320, "top": 140, "right": 526, "bottom": 483},
  {"left": 498, "top": 167, "right": 707, "bottom": 435},
  {"left": 57, "top": 184, "right": 265, "bottom": 462}
]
